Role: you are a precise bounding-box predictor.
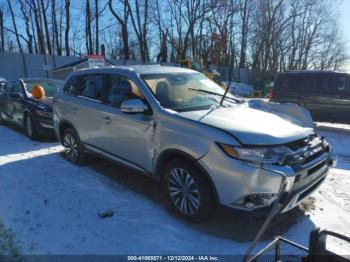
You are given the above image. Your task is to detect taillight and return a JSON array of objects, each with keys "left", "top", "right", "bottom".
[{"left": 269, "top": 88, "right": 273, "bottom": 101}]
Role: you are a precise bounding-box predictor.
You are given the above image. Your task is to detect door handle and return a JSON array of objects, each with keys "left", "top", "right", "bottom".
[
  {"left": 103, "top": 116, "right": 111, "bottom": 121},
  {"left": 72, "top": 107, "right": 78, "bottom": 113}
]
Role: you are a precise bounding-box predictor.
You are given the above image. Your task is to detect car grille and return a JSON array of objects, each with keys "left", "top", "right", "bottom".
[
  {"left": 284, "top": 134, "right": 329, "bottom": 166},
  {"left": 284, "top": 134, "right": 330, "bottom": 187},
  {"left": 294, "top": 160, "right": 327, "bottom": 183}
]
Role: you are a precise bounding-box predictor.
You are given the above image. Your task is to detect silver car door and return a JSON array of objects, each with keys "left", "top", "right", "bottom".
[
  {"left": 71, "top": 74, "right": 106, "bottom": 146},
  {"left": 91, "top": 73, "right": 155, "bottom": 172}
]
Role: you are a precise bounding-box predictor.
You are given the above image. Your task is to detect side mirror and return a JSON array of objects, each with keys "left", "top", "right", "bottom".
[
  {"left": 120, "top": 99, "right": 148, "bottom": 114},
  {"left": 309, "top": 228, "right": 350, "bottom": 261}
]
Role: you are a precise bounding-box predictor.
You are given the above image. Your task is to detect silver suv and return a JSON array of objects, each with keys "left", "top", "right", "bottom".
[{"left": 53, "top": 65, "right": 334, "bottom": 221}]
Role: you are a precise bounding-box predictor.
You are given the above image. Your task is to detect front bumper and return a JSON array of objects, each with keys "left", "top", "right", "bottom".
[
  {"left": 32, "top": 115, "right": 56, "bottom": 137},
  {"left": 198, "top": 143, "right": 335, "bottom": 213}
]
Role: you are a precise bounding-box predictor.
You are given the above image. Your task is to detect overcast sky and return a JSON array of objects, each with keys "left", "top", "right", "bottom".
[{"left": 339, "top": 0, "right": 350, "bottom": 72}]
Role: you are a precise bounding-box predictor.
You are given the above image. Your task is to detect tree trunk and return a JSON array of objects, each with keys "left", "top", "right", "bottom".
[
  {"left": 65, "top": 0, "right": 70, "bottom": 56},
  {"left": 239, "top": 0, "right": 249, "bottom": 68},
  {"left": 40, "top": 0, "right": 52, "bottom": 54},
  {"left": 95, "top": 0, "right": 99, "bottom": 54},
  {"left": 0, "top": 8, "right": 5, "bottom": 51},
  {"left": 85, "top": 0, "right": 93, "bottom": 54},
  {"left": 19, "top": 0, "right": 33, "bottom": 53},
  {"left": 108, "top": 0, "right": 130, "bottom": 60},
  {"left": 7, "top": 0, "right": 28, "bottom": 76},
  {"left": 52, "top": 0, "right": 62, "bottom": 55}
]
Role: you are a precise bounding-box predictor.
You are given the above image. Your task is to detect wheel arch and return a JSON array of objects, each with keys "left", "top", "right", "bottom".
[
  {"left": 58, "top": 120, "right": 78, "bottom": 142},
  {"left": 155, "top": 149, "right": 219, "bottom": 205},
  {"left": 22, "top": 109, "right": 33, "bottom": 127}
]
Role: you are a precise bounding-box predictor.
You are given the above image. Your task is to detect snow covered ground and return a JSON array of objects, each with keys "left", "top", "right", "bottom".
[{"left": 0, "top": 124, "right": 349, "bottom": 256}]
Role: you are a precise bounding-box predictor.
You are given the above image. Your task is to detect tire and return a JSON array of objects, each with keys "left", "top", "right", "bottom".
[
  {"left": 62, "top": 127, "right": 85, "bottom": 164},
  {"left": 24, "top": 114, "right": 37, "bottom": 139},
  {"left": 0, "top": 112, "right": 7, "bottom": 125},
  {"left": 163, "top": 158, "right": 216, "bottom": 222}
]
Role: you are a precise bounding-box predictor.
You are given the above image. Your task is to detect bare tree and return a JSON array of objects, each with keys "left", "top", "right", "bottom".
[
  {"left": 40, "top": 0, "right": 52, "bottom": 54},
  {"left": 0, "top": 7, "right": 5, "bottom": 51},
  {"left": 95, "top": 0, "right": 99, "bottom": 54},
  {"left": 238, "top": 0, "right": 252, "bottom": 68},
  {"left": 65, "top": 0, "right": 71, "bottom": 55},
  {"left": 127, "top": 0, "right": 149, "bottom": 62},
  {"left": 85, "top": 0, "right": 93, "bottom": 54},
  {"left": 52, "top": 0, "right": 62, "bottom": 55},
  {"left": 19, "top": 0, "right": 34, "bottom": 53},
  {"left": 7, "top": 0, "right": 28, "bottom": 75},
  {"left": 109, "top": 0, "right": 130, "bottom": 60}
]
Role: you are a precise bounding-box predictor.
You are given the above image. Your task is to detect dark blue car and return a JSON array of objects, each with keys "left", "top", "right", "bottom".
[{"left": 0, "top": 78, "right": 63, "bottom": 139}]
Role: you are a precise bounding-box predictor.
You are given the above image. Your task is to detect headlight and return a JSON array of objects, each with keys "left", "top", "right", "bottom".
[
  {"left": 218, "top": 143, "right": 293, "bottom": 164},
  {"left": 35, "top": 110, "right": 53, "bottom": 118}
]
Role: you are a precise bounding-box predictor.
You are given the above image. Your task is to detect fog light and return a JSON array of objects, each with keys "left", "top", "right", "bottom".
[{"left": 234, "top": 193, "right": 278, "bottom": 210}]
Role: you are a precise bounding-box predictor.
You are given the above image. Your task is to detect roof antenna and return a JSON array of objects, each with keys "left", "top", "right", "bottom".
[{"left": 220, "top": 40, "right": 235, "bottom": 106}]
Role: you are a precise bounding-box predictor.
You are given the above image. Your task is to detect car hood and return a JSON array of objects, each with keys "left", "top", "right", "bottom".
[{"left": 176, "top": 101, "right": 314, "bottom": 145}]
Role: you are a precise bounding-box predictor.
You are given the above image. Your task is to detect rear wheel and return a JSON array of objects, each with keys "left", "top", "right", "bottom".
[
  {"left": 163, "top": 158, "right": 216, "bottom": 222},
  {"left": 0, "top": 112, "right": 7, "bottom": 125},
  {"left": 62, "top": 128, "right": 85, "bottom": 164},
  {"left": 24, "top": 114, "right": 37, "bottom": 139}
]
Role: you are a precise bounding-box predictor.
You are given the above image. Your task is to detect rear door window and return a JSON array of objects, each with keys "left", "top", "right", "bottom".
[
  {"left": 77, "top": 74, "right": 104, "bottom": 101},
  {"left": 301, "top": 76, "right": 316, "bottom": 92},
  {"left": 315, "top": 76, "right": 332, "bottom": 93},
  {"left": 11, "top": 81, "right": 23, "bottom": 94},
  {"left": 64, "top": 74, "right": 105, "bottom": 102},
  {"left": 3, "top": 82, "right": 14, "bottom": 93}
]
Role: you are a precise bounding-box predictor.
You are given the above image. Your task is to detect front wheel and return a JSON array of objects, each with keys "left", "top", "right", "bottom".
[
  {"left": 24, "top": 114, "right": 37, "bottom": 139},
  {"left": 0, "top": 112, "right": 7, "bottom": 125},
  {"left": 163, "top": 159, "right": 216, "bottom": 222},
  {"left": 62, "top": 128, "right": 85, "bottom": 164}
]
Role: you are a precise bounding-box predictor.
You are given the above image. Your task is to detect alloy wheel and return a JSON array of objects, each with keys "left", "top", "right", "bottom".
[
  {"left": 168, "top": 168, "right": 200, "bottom": 215},
  {"left": 63, "top": 133, "right": 79, "bottom": 162}
]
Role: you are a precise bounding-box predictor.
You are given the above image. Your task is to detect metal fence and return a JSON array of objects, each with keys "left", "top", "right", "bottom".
[{"left": 250, "top": 237, "right": 309, "bottom": 262}]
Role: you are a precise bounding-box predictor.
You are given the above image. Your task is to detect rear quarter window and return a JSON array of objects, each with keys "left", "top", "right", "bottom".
[
  {"left": 300, "top": 76, "right": 316, "bottom": 92},
  {"left": 314, "top": 75, "right": 332, "bottom": 93},
  {"left": 335, "top": 75, "right": 350, "bottom": 94}
]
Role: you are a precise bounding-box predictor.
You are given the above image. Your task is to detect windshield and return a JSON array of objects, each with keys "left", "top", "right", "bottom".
[
  {"left": 25, "top": 80, "right": 63, "bottom": 97},
  {"left": 142, "top": 72, "right": 237, "bottom": 112}
]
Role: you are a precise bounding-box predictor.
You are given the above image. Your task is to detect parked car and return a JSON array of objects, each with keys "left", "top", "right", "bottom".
[
  {"left": 270, "top": 71, "right": 350, "bottom": 123},
  {"left": 0, "top": 78, "right": 63, "bottom": 139},
  {"left": 53, "top": 65, "right": 334, "bottom": 221},
  {"left": 0, "top": 78, "right": 7, "bottom": 89}
]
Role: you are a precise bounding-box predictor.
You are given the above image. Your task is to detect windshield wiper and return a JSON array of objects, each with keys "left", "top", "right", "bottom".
[{"left": 188, "top": 88, "right": 242, "bottom": 103}]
